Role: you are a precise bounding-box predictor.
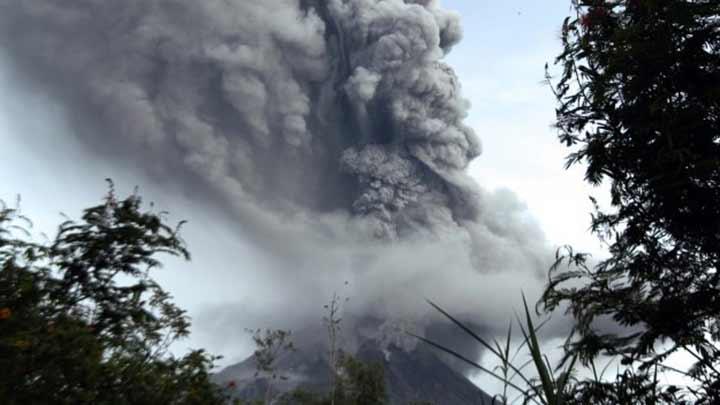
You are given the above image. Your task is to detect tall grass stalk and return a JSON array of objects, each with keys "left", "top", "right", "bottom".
[{"left": 410, "top": 293, "right": 578, "bottom": 405}]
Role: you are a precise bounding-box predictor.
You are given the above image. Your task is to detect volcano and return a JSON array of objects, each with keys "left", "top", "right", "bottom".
[
  {"left": 0, "top": 2, "right": 553, "bottom": 402},
  {"left": 213, "top": 338, "right": 496, "bottom": 405}
]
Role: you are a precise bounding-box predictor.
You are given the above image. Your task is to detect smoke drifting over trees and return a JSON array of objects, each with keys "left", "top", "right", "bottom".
[{"left": 0, "top": 0, "right": 555, "bottom": 361}]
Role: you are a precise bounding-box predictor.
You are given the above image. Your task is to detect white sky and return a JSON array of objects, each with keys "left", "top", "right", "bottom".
[{"left": 2, "top": 0, "right": 688, "bottom": 398}]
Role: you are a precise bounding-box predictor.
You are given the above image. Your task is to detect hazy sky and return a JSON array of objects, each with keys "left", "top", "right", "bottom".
[
  {"left": 0, "top": 0, "right": 630, "bottom": 397},
  {"left": 445, "top": 0, "right": 606, "bottom": 252}
]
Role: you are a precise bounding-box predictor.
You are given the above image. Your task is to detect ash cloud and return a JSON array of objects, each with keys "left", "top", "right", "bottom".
[{"left": 0, "top": 0, "right": 558, "bottom": 370}]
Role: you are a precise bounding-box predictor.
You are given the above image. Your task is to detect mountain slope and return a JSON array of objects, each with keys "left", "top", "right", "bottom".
[{"left": 214, "top": 340, "right": 495, "bottom": 404}]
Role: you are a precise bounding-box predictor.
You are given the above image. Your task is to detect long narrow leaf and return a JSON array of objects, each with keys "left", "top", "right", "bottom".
[
  {"left": 555, "top": 353, "right": 578, "bottom": 405},
  {"left": 408, "top": 332, "right": 540, "bottom": 405},
  {"left": 519, "top": 293, "right": 556, "bottom": 405},
  {"left": 425, "top": 299, "right": 539, "bottom": 392}
]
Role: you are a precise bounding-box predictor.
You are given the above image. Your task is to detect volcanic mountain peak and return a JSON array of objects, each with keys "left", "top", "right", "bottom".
[{"left": 214, "top": 337, "right": 495, "bottom": 405}]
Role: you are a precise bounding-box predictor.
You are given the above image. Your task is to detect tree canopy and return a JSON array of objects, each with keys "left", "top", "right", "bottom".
[
  {"left": 0, "top": 184, "right": 228, "bottom": 404},
  {"left": 544, "top": 0, "right": 720, "bottom": 402}
]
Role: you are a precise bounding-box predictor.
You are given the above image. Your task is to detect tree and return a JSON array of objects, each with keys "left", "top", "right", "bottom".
[
  {"left": 278, "top": 353, "right": 386, "bottom": 405},
  {"left": 332, "top": 353, "right": 386, "bottom": 405},
  {"left": 322, "top": 290, "right": 348, "bottom": 405},
  {"left": 543, "top": 0, "right": 720, "bottom": 401},
  {"left": 247, "top": 328, "right": 296, "bottom": 404},
  {"left": 246, "top": 288, "right": 387, "bottom": 405},
  {"left": 0, "top": 184, "right": 228, "bottom": 404}
]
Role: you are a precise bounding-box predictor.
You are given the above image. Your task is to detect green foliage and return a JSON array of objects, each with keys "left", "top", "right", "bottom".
[
  {"left": 563, "top": 367, "right": 686, "bottom": 405},
  {"left": 0, "top": 185, "right": 228, "bottom": 404},
  {"left": 543, "top": 0, "right": 720, "bottom": 402},
  {"left": 278, "top": 353, "right": 386, "bottom": 405},
  {"left": 334, "top": 353, "right": 386, "bottom": 405},
  {"left": 519, "top": 295, "right": 578, "bottom": 405}
]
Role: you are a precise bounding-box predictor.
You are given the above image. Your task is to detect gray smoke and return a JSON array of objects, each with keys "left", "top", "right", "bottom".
[
  {"left": 0, "top": 0, "right": 557, "bottom": 371},
  {"left": 0, "top": 0, "right": 483, "bottom": 239}
]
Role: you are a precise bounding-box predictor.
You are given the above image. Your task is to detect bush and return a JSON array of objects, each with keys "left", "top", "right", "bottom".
[{"left": 0, "top": 184, "right": 228, "bottom": 404}]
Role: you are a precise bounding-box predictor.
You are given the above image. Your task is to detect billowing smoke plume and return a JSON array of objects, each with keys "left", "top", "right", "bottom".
[{"left": 0, "top": 0, "right": 556, "bottom": 370}]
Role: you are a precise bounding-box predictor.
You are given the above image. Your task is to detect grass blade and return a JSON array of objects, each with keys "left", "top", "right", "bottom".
[{"left": 408, "top": 332, "right": 540, "bottom": 404}]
